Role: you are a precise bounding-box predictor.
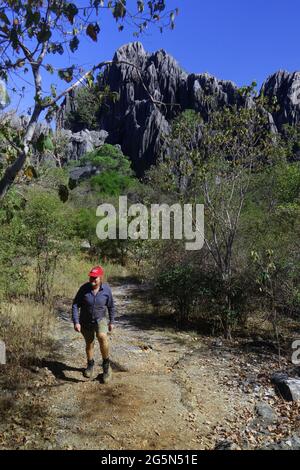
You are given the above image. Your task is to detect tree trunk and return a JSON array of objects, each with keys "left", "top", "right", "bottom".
[
  {"left": 0, "top": 106, "right": 41, "bottom": 200},
  {"left": 0, "top": 150, "right": 27, "bottom": 200}
]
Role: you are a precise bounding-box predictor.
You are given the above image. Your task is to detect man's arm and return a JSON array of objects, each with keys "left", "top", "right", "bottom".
[
  {"left": 106, "top": 286, "right": 116, "bottom": 327},
  {"left": 72, "top": 286, "right": 83, "bottom": 329}
]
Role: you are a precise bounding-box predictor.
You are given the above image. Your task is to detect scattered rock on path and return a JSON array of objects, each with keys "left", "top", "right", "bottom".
[
  {"left": 214, "top": 439, "right": 239, "bottom": 450},
  {"left": 262, "top": 435, "right": 300, "bottom": 450},
  {"left": 255, "top": 402, "right": 278, "bottom": 425},
  {"left": 271, "top": 373, "right": 300, "bottom": 401}
]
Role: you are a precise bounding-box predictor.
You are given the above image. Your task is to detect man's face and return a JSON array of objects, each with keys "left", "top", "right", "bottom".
[{"left": 89, "top": 276, "right": 102, "bottom": 288}]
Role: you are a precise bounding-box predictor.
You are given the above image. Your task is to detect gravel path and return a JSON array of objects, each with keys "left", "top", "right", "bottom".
[
  {"left": 1, "top": 282, "right": 298, "bottom": 450},
  {"left": 41, "top": 282, "right": 254, "bottom": 450}
]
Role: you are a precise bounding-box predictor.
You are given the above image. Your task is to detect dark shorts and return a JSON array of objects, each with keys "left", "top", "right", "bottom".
[{"left": 81, "top": 319, "right": 109, "bottom": 343}]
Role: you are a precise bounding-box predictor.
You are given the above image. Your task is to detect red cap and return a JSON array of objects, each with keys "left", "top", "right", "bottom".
[{"left": 88, "top": 266, "right": 104, "bottom": 278}]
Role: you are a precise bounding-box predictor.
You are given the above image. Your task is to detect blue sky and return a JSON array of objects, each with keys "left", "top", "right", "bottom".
[{"left": 5, "top": 0, "right": 300, "bottom": 114}]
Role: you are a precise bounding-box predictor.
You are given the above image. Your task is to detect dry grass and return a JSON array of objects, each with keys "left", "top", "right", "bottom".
[
  {"left": 0, "top": 300, "right": 55, "bottom": 388},
  {"left": 16, "top": 253, "right": 129, "bottom": 300},
  {"left": 245, "top": 309, "right": 300, "bottom": 338},
  {"left": 53, "top": 255, "right": 129, "bottom": 298}
]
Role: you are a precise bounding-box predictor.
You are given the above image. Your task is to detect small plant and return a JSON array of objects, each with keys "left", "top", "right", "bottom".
[
  {"left": 155, "top": 264, "right": 201, "bottom": 328},
  {"left": 251, "top": 249, "right": 282, "bottom": 363}
]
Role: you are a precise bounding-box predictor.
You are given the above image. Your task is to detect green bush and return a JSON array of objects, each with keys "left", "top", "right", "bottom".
[
  {"left": 90, "top": 170, "right": 134, "bottom": 195},
  {"left": 81, "top": 144, "right": 133, "bottom": 174},
  {"left": 79, "top": 144, "right": 137, "bottom": 195},
  {"left": 0, "top": 190, "right": 28, "bottom": 298},
  {"left": 155, "top": 264, "right": 203, "bottom": 327},
  {"left": 64, "top": 84, "right": 119, "bottom": 132},
  {"left": 13, "top": 189, "right": 73, "bottom": 302}
]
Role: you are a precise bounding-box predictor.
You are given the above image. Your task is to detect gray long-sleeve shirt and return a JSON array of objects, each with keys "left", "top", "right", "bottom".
[{"left": 72, "top": 282, "right": 116, "bottom": 326}]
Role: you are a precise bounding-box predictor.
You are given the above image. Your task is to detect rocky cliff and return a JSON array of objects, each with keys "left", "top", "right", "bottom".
[
  {"left": 261, "top": 70, "right": 300, "bottom": 131},
  {"left": 57, "top": 42, "right": 300, "bottom": 175}
]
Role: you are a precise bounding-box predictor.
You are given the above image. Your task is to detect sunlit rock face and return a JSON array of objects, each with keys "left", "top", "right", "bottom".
[
  {"left": 57, "top": 42, "right": 249, "bottom": 175},
  {"left": 261, "top": 70, "right": 300, "bottom": 130},
  {"left": 57, "top": 43, "right": 300, "bottom": 175}
]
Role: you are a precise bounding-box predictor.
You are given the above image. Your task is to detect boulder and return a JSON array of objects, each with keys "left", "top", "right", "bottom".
[
  {"left": 271, "top": 372, "right": 300, "bottom": 401},
  {"left": 80, "top": 240, "right": 91, "bottom": 250},
  {"left": 60, "top": 128, "right": 108, "bottom": 162},
  {"left": 255, "top": 402, "right": 278, "bottom": 424},
  {"left": 69, "top": 165, "right": 95, "bottom": 185}
]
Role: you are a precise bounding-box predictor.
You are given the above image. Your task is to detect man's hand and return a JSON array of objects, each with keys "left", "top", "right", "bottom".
[
  {"left": 74, "top": 323, "right": 81, "bottom": 333},
  {"left": 108, "top": 323, "right": 114, "bottom": 332}
]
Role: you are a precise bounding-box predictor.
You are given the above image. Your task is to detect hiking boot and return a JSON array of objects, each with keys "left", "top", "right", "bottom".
[
  {"left": 102, "top": 358, "right": 112, "bottom": 384},
  {"left": 83, "top": 359, "right": 94, "bottom": 378}
]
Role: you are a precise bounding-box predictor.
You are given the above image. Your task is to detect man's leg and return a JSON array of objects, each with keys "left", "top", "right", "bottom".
[
  {"left": 96, "top": 321, "right": 112, "bottom": 383},
  {"left": 85, "top": 338, "right": 95, "bottom": 361},
  {"left": 96, "top": 332, "right": 109, "bottom": 360},
  {"left": 82, "top": 327, "right": 95, "bottom": 378}
]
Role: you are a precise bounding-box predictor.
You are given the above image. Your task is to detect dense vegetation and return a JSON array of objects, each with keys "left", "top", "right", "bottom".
[{"left": 1, "top": 96, "right": 300, "bottom": 358}]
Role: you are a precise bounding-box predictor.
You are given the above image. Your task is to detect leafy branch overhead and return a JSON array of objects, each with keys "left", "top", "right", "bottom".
[{"left": 0, "top": 0, "right": 178, "bottom": 199}]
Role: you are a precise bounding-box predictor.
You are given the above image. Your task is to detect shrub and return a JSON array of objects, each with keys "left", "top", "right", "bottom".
[
  {"left": 90, "top": 170, "right": 134, "bottom": 195},
  {"left": 155, "top": 263, "right": 203, "bottom": 328},
  {"left": 15, "top": 190, "right": 73, "bottom": 302},
  {"left": 0, "top": 300, "right": 55, "bottom": 387}
]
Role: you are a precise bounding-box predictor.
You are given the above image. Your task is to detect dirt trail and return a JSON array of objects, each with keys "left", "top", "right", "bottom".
[
  {"left": 1, "top": 281, "right": 298, "bottom": 450},
  {"left": 38, "top": 281, "right": 260, "bottom": 450}
]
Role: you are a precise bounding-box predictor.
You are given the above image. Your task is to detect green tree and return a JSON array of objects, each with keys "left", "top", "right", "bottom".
[
  {"left": 19, "top": 190, "right": 73, "bottom": 302},
  {"left": 64, "top": 84, "right": 119, "bottom": 132},
  {"left": 195, "top": 106, "right": 284, "bottom": 337},
  {"left": 0, "top": 0, "right": 178, "bottom": 199},
  {"left": 0, "top": 189, "right": 27, "bottom": 298},
  {"left": 80, "top": 144, "right": 137, "bottom": 195},
  {"left": 155, "top": 263, "right": 202, "bottom": 328},
  {"left": 251, "top": 249, "right": 284, "bottom": 363},
  {"left": 73, "top": 207, "right": 98, "bottom": 248},
  {"left": 149, "top": 95, "right": 286, "bottom": 338}
]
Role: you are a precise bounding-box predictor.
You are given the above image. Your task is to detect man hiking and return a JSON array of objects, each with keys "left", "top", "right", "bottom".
[{"left": 72, "top": 265, "right": 115, "bottom": 383}]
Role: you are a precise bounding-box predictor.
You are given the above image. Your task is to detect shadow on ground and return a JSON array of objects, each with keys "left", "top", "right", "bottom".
[{"left": 37, "top": 359, "right": 86, "bottom": 383}]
